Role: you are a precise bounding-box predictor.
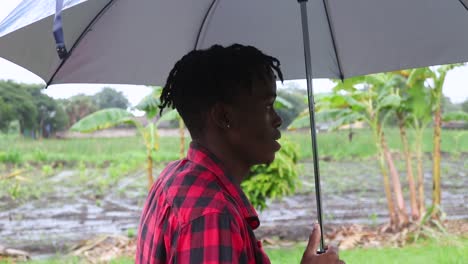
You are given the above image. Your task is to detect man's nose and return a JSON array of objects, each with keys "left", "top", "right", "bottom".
[{"left": 273, "top": 110, "right": 282, "bottom": 128}]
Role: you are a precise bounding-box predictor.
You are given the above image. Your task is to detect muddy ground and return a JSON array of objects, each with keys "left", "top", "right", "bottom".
[{"left": 0, "top": 157, "right": 466, "bottom": 257}]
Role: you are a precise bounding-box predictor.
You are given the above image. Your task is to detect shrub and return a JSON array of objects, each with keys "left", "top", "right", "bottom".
[
  {"left": 242, "top": 138, "right": 300, "bottom": 210},
  {"left": 0, "top": 150, "right": 22, "bottom": 164}
]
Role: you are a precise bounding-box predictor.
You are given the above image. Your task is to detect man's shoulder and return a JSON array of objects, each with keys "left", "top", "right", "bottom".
[{"left": 159, "top": 159, "right": 238, "bottom": 224}]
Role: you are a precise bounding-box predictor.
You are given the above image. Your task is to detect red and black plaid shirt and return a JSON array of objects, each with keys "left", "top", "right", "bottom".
[{"left": 136, "top": 142, "right": 270, "bottom": 264}]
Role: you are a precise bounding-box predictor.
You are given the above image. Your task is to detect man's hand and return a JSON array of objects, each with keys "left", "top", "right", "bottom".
[{"left": 300, "top": 224, "right": 345, "bottom": 264}]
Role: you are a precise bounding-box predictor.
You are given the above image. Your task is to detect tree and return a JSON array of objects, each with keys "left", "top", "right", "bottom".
[
  {"left": 25, "top": 86, "right": 69, "bottom": 137},
  {"left": 462, "top": 99, "right": 468, "bottom": 113},
  {"left": 0, "top": 81, "right": 38, "bottom": 134},
  {"left": 441, "top": 96, "right": 461, "bottom": 113},
  {"left": 72, "top": 86, "right": 175, "bottom": 190},
  {"left": 425, "top": 65, "right": 463, "bottom": 218},
  {"left": 50, "top": 103, "right": 69, "bottom": 133},
  {"left": 0, "top": 97, "right": 15, "bottom": 132},
  {"left": 289, "top": 74, "right": 409, "bottom": 228},
  {"left": 403, "top": 68, "right": 433, "bottom": 217},
  {"left": 63, "top": 94, "right": 98, "bottom": 127},
  {"left": 136, "top": 86, "right": 187, "bottom": 158},
  {"left": 92, "top": 87, "right": 130, "bottom": 110},
  {"left": 392, "top": 73, "right": 420, "bottom": 221}
]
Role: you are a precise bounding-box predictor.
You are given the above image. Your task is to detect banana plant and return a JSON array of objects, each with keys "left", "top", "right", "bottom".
[
  {"left": 289, "top": 74, "right": 409, "bottom": 228},
  {"left": 71, "top": 108, "right": 159, "bottom": 190},
  {"left": 399, "top": 68, "right": 434, "bottom": 217},
  {"left": 136, "top": 87, "right": 187, "bottom": 158},
  {"left": 391, "top": 71, "right": 423, "bottom": 221},
  {"left": 407, "top": 65, "right": 464, "bottom": 218}
]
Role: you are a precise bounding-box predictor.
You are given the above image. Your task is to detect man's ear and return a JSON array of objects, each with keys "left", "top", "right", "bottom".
[{"left": 209, "top": 103, "right": 232, "bottom": 130}]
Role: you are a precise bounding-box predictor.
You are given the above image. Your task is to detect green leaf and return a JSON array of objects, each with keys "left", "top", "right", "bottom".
[
  {"left": 328, "top": 112, "right": 364, "bottom": 131},
  {"left": 442, "top": 111, "right": 468, "bottom": 122},
  {"left": 274, "top": 96, "right": 293, "bottom": 109},
  {"left": 156, "top": 108, "right": 180, "bottom": 126},
  {"left": 406, "top": 68, "right": 429, "bottom": 86},
  {"left": 287, "top": 112, "right": 310, "bottom": 130},
  {"left": 135, "top": 86, "right": 162, "bottom": 119},
  {"left": 242, "top": 138, "right": 299, "bottom": 210},
  {"left": 70, "top": 108, "right": 135, "bottom": 133},
  {"left": 332, "top": 76, "right": 365, "bottom": 92},
  {"left": 378, "top": 94, "right": 401, "bottom": 109}
]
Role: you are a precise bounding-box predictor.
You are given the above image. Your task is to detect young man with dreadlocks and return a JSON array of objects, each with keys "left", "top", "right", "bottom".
[{"left": 136, "top": 44, "right": 343, "bottom": 264}]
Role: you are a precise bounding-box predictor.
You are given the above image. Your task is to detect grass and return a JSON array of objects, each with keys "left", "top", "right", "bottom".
[
  {"left": 1, "top": 129, "right": 466, "bottom": 166},
  {"left": 288, "top": 128, "right": 468, "bottom": 160},
  {"left": 0, "top": 135, "right": 185, "bottom": 165},
  {"left": 0, "top": 256, "right": 134, "bottom": 264},
  {"left": 265, "top": 237, "right": 468, "bottom": 264},
  {"left": 3, "top": 237, "right": 466, "bottom": 264},
  {"left": 1, "top": 128, "right": 466, "bottom": 201}
]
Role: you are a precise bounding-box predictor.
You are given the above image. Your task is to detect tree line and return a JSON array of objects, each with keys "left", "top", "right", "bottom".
[{"left": 0, "top": 81, "right": 130, "bottom": 138}]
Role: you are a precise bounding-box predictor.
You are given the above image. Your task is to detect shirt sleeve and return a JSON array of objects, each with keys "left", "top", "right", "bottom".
[{"left": 175, "top": 212, "right": 249, "bottom": 264}]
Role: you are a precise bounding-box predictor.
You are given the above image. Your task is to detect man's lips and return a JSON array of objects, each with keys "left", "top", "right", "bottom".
[{"left": 273, "top": 131, "right": 281, "bottom": 141}]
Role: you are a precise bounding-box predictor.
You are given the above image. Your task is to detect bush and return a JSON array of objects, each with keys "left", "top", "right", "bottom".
[
  {"left": 242, "top": 138, "right": 300, "bottom": 210},
  {"left": 0, "top": 151, "right": 23, "bottom": 164}
]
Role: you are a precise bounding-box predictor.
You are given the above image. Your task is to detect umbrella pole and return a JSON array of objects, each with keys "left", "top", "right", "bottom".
[{"left": 298, "top": 0, "right": 325, "bottom": 253}]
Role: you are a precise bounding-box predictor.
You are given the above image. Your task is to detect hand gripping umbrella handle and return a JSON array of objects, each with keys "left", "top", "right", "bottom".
[{"left": 298, "top": 0, "right": 326, "bottom": 254}]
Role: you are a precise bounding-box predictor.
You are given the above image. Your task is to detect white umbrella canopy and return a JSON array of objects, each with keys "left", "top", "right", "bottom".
[{"left": 1, "top": 0, "right": 468, "bottom": 86}]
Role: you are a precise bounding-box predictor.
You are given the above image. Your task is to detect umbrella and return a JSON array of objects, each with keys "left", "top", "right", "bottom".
[{"left": 2, "top": 0, "right": 468, "bottom": 252}]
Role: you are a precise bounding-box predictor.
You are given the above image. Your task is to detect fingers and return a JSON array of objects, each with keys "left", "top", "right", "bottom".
[
  {"left": 326, "top": 244, "right": 338, "bottom": 255},
  {"left": 305, "top": 223, "right": 321, "bottom": 254},
  {"left": 302, "top": 225, "right": 345, "bottom": 264},
  {"left": 324, "top": 245, "right": 339, "bottom": 262}
]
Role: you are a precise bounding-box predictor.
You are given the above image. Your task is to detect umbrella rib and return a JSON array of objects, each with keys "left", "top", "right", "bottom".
[
  {"left": 459, "top": 0, "right": 468, "bottom": 10},
  {"left": 194, "top": 0, "right": 218, "bottom": 50},
  {"left": 322, "top": 0, "right": 344, "bottom": 80},
  {"left": 47, "top": 0, "right": 118, "bottom": 86}
]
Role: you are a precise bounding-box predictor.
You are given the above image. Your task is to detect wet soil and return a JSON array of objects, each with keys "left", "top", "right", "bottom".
[{"left": 0, "top": 158, "right": 466, "bottom": 257}]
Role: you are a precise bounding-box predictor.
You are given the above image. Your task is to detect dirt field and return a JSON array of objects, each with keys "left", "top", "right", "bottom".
[{"left": 0, "top": 158, "right": 466, "bottom": 257}]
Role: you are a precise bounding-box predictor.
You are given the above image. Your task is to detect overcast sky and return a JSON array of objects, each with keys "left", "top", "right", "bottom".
[{"left": 1, "top": 1, "right": 467, "bottom": 107}]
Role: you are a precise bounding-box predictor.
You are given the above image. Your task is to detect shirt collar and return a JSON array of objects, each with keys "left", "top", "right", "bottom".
[{"left": 187, "top": 142, "right": 260, "bottom": 229}]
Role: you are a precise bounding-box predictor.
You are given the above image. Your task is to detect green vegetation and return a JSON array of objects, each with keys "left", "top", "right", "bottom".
[
  {"left": 3, "top": 237, "right": 466, "bottom": 264},
  {"left": 0, "top": 256, "right": 135, "bottom": 264},
  {"left": 0, "top": 81, "right": 130, "bottom": 137},
  {"left": 1, "top": 129, "right": 466, "bottom": 167},
  {"left": 287, "top": 129, "right": 467, "bottom": 160},
  {"left": 0, "top": 135, "right": 182, "bottom": 165},
  {"left": 242, "top": 138, "right": 300, "bottom": 210},
  {"left": 265, "top": 237, "right": 468, "bottom": 264}
]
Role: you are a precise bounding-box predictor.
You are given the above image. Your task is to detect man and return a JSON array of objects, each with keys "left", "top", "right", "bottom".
[{"left": 136, "top": 44, "right": 343, "bottom": 264}]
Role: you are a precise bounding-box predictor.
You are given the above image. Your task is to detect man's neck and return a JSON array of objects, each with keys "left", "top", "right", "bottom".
[{"left": 193, "top": 137, "right": 250, "bottom": 186}]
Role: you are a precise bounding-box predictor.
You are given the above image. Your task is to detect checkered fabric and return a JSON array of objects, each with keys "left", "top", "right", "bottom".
[{"left": 136, "top": 142, "right": 270, "bottom": 264}]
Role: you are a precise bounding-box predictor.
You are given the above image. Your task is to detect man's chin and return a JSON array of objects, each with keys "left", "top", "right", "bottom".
[
  {"left": 261, "top": 152, "right": 277, "bottom": 165},
  {"left": 273, "top": 140, "right": 281, "bottom": 151}
]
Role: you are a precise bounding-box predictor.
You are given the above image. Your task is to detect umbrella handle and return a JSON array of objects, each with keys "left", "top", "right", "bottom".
[
  {"left": 298, "top": 0, "right": 326, "bottom": 254},
  {"left": 53, "top": 0, "right": 68, "bottom": 59}
]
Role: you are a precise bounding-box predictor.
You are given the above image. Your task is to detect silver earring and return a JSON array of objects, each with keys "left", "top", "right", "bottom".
[{"left": 226, "top": 124, "right": 230, "bottom": 128}]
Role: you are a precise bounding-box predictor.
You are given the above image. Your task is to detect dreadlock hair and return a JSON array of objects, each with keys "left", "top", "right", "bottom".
[{"left": 159, "top": 44, "right": 284, "bottom": 138}]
